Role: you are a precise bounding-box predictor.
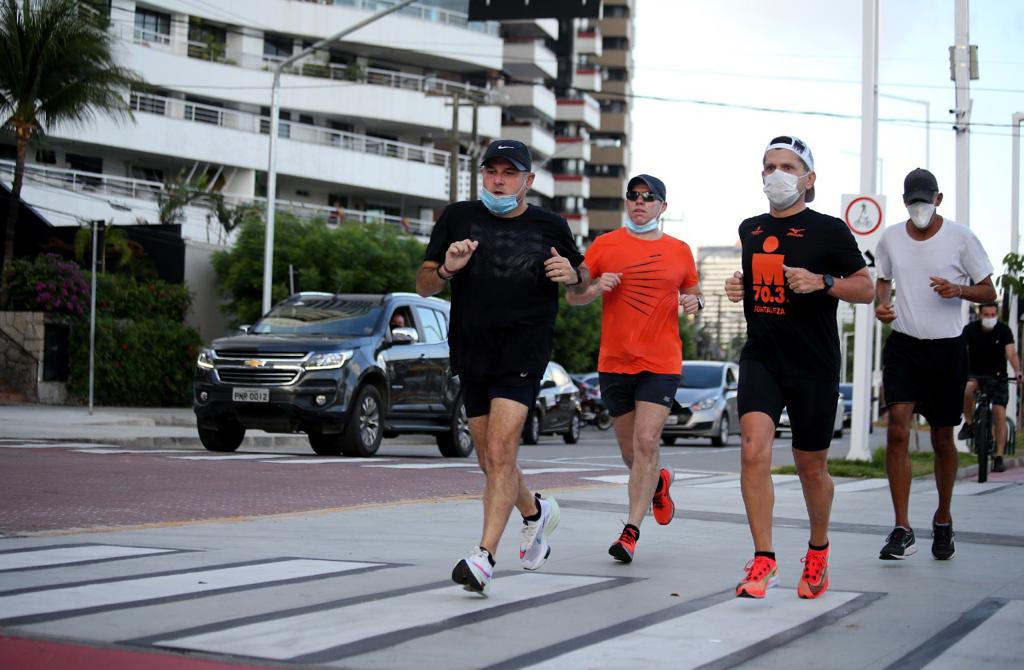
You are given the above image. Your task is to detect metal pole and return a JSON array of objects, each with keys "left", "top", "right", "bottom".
[
  {"left": 849, "top": 0, "right": 879, "bottom": 462},
  {"left": 469, "top": 101, "right": 479, "bottom": 201},
  {"left": 261, "top": 0, "right": 418, "bottom": 315},
  {"left": 1009, "top": 112, "right": 1023, "bottom": 425},
  {"left": 88, "top": 220, "right": 99, "bottom": 415},
  {"left": 953, "top": 0, "right": 971, "bottom": 227},
  {"left": 449, "top": 91, "right": 460, "bottom": 202}
]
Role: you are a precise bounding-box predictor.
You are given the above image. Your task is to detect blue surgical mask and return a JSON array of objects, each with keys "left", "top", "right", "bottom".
[
  {"left": 625, "top": 217, "right": 659, "bottom": 234},
  {"left": 481, "top": 179, "right": 527, "bottom": 215}
]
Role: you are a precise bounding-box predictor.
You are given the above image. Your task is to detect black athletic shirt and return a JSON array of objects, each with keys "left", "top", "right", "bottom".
[
  {"left": 963, "top": 320, "right": 1014, "bottom": 377},
  {"left": 738, "top": 208, "right": 866, "bottom": 381},
  {"left": 424, "top": 201, "right": 584, "bottom": 380}
]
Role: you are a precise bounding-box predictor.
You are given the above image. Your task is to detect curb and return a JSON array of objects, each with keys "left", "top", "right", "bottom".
[{"left": 956, "top": 453, "right": 1023, "bottom": 480}]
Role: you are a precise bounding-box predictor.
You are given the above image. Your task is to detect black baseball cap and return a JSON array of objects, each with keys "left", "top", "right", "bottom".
[
  {"left": 480, "top": 139, "right": 532, "bottom": 172},
  {"left": 903, "top": 168, "right": 939, "bottom": 204},
  {"left": 627, "top": 174, "right": 667, "bottom": 201}
]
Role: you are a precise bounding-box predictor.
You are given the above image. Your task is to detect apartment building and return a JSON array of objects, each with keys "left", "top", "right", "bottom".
[{"left": 695, "top": 246, "right": 746, "bottom": 358}]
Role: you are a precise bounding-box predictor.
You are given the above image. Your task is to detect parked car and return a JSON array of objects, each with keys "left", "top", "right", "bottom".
[
  {"left": 571, "top": 372, "right": 611, "bottom": 430},
  {"left": 522, "top": 362, "right": 583, "bottom": 445},
  {"left": 193, "top": 292, "right": 472, "bottom": 458},
  {"left": 661, "top": 361, "right": 740, "bottom": 447},
  {"left": 775, "top": 394, "right": 845, "bottom": 439},
  {"left": 839, "top": 383, "right": 853, "bottom": 427}
]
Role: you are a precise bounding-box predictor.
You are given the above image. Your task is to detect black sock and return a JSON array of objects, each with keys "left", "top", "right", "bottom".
[
  {"left": 809, "top": 541, "right": 829, "bottom": 551},
  {"left": 625, "top": 523, "right": 640, "bottom": 538},
  {"left": 523, "top": 497, "right": 542, "bottom": 522},
  {"left": 754, "top": 551, "right": 776, "bottom": 561},
  {"left": 480, "top": 547, "right": 496, "bottom": 567}
]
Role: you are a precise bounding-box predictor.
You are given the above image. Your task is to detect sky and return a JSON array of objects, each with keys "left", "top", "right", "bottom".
[{"left": 631, "top": 0, "right": 1024, "bottom": 274}]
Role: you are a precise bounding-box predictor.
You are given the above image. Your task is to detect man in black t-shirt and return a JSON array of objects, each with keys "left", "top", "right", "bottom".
[
  {"left": 416, "top": 139, "right": 587, "bottom": 597},
  {"left": 960, "top": 303, "right": 1022, "bottom": 472},
  {"left": 725, "top": 136, "right": 873, "bottom": 600}
]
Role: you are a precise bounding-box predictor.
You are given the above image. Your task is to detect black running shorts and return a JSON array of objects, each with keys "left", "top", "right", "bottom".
[
  {"left": 883, "top": 331, "right": 968, "bottom": 427},
  {"left": 598, "top": 372, "right": 680, "bottom": 418},
  {"left": 737, "top": 358, "right": 839, "bottom": 452},
  {"left": 461, "top": 373, "right": 541, "bottom": 418}
]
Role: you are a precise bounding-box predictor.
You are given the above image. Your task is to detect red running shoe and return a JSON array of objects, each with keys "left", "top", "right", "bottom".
[
  {"left": 735, "top": 555, "right": 778, "bottom": 598},
  {"left": 609, "top": 525, "right": 639, "bottom": 563},
  {"left": 797, "top": 546, "right": 830, "bottom": 599},
  {"left": 652, "top": 466, "right": 675, "bottom": 525}
]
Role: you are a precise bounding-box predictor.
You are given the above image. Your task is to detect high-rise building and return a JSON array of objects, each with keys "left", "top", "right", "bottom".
[{"left": 696, "top": 246, "right": 746, "bottom": 358}]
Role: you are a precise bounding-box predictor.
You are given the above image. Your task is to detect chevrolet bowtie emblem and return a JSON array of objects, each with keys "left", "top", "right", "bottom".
[{"left": 244, "top": 359, "right": 266, "bottom": 368}]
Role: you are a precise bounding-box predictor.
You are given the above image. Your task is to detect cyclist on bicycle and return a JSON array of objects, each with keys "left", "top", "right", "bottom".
[{"left": 960, "top": 303, "right": 1023, "bottom": 473}]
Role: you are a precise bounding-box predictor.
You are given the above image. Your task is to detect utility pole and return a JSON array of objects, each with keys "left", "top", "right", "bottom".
[
  {"left": 951, "top": 0, "right": 975, "bottom": 227},
  {"left": 448, "top": 91, "right": 460, "bottom": 202},
  {"left": 469, "top": 101, "right": 480, "bottom": 201},
  {"left": 1010, "top": 112, "right": 1023, "bottom": 425},
  {"left": 262, "top": 0, "right": 417, "bottom": 316},
  {"left": 88, "top": 219, "right": 105, "bottom": 415}
]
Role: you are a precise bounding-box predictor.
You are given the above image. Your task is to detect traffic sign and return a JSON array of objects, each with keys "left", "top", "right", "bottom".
[{"left": 841, "top": 194, "right": 886, "bottom": 260}]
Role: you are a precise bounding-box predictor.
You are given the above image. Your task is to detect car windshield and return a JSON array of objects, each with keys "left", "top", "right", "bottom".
[
  {"left": 252, "top": 297, "right": 383, "bottom": 336},
  {"left": 680, "top": 365, "right": 722, "bottom": 388},
  {"left": 839, "top": 384, "right": 853, "bottom": 400}
]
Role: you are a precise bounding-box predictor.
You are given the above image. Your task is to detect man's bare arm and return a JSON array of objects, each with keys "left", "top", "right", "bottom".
[{"left": 416, "top": 261, "right": 445, "bottom": 297}]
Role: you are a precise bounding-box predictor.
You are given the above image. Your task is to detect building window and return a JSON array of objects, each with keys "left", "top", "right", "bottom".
[
  {"left": 263, "top": 33, "right": 293, "bottom": 60},
  {"left": 188, "top": 19, "right": 227, "bottom": 61},
  {"left": 602, "top": 37, "right": 629, "bottom": 51},
  {"left": 134, "top": 8, "right": 170, "bottom": 43},
  {"left": 35, "top": 149, "right": 57, "bottom": 164},
  {"left": 604, "top": 6, "right": 629, "bottom": 18},
  {"left": 600, "top": 100, "right": 627, "bottom": 114},
  {"left": 605, "top": 68, "right": 628, "bottom": 81},
  {"left": 66, "top": 154, "right": 103, "bottom": 174}
]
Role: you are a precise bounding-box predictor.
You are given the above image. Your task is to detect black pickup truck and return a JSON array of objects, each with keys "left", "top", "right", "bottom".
[{"left": 193, "top": 292, "right": 472, "bottom": 458}]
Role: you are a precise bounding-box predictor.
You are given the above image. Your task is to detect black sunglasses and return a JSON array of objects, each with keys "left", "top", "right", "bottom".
[{"left": 626, "top": 191, "right": 660, "bottom": 203}]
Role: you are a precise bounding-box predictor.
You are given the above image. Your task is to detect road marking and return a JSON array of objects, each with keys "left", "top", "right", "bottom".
[
  {"left": 0, "top": 545, "right": 177, "bottom": 572},
  {"left": 835, "top": 479, "right": 890, "bottom": 492},
  {"left": 583, "top": 472, "right": 709, "bottom": 485},
  {"left": 0, "top": 559, "right": 381, "bottom": 624},
  {"left": 72, "top": 449, "right": 191, "bottom": 455},
  {"left": 518, "top": 468, "right": 609, "bottom": 475},
  {"left": 168, "top": 454, "right": 292, "bottom": 461},
  {"left": 694, "top": 474, "right": 800, "bottom": 489},
  {"left": 154, "top": 573, "right": 614, "bottom": 661},
  {"left": 0, "top": 443, "right": 120, "bottom": 449},
  {"left": 362, "top": 463, "right": 477, "bottom": 469},
  {"left": 921, "top": 600, "right": 1023, "bottom": 669},
  {"left": 518, "top": 590, "right": 865, "bottom": 669},
  {"left": 262, "top": 458, "right": 395, "bottom": 464}
]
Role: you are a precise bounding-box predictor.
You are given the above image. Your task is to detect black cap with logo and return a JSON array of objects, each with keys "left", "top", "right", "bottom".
[
  {"left": 627, "top": 174, "right": 667, "bottom": 201},
  {"left": 480, "top": 139, "right": 532, "bottom": 172},
  {"left": 903, "top": 168, "right": 939, "bottom": 204}
]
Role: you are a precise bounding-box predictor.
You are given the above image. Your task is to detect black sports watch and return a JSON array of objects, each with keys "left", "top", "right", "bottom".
[
  {"left": 821, "top": 274, "right": 834, "bottom": 292},
  {"left": 696, "top": 295, "right": 705, "bottom": 311}
]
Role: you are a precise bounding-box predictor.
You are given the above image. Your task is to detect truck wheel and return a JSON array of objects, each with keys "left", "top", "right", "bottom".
[
  {"left": 341, "top": 385, "right": 383, "bottom": 457},
  {"left": 198, "top": 421, "right": 244, "bottom": 452},
  {"left": 437, "top": 395, "right": 474, "bottom": 458}
]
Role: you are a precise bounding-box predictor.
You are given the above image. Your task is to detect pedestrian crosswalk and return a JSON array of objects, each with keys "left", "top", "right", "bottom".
[{"left": 0, "top": 544, "right": 179, "bottom": 572}]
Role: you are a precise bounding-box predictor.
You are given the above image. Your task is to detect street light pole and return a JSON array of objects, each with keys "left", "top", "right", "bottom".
[
  {"left": 1009, "top": 112, "right": 1023, "bottom": 423},
  {"left": 261, "top": 0, "right": 418, "bottom": 315},
  {"left": 88, "top": 219, "right": 104, "bottom": 415},
  {"left": 879, "top": 93, "right": 931, "bottom": 169}
]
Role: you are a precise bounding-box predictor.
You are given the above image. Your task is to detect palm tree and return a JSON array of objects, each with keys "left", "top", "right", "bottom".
[{"left": 0, "top": 0, "right": 143, "bottom": 302}]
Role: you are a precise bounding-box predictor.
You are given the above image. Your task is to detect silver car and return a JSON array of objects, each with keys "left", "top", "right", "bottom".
[{"left": 661, "top": 361, "right": 740, "bottom": 447}]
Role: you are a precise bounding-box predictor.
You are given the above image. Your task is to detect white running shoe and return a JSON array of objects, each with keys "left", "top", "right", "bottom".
[
  {"left": 520, "top": 494, "right": 560, "bottom": 571},
  {"left": 452, "top": 547, "right": 493, "bottom": 597}
]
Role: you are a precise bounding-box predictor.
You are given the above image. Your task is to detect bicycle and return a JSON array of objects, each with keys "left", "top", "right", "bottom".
[{"left": 968, "top": 376, "right": 1016, "bottom": 483}]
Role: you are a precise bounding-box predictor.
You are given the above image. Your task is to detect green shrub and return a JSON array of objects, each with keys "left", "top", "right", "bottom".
[
  {"left": 3, "top": 254, "right": 89, "bottom": 318},
  {"left": 68, "top": 317, "right": 202, "bottom": 406}
]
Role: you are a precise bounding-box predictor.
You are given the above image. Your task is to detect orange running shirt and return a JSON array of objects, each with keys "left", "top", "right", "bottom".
[{"left": 584, "top": 228, "right": 699, "bottom": 374}]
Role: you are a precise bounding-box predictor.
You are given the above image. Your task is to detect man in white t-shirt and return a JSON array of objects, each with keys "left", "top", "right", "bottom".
[{"left": 874, "top": 168, "right": 996, "bottom": 561}]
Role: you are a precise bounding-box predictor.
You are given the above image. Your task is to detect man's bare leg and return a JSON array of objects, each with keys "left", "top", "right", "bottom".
[
  {"left": 885, "top": 403, "right": 915, "bottom": 528},
  {"left": 612, "top": 402, "right": 670, "bottom": 527},
  {"left": 740, "top": 412, "right": 776, "bottom": 551},
  {"left": 472, "top": 399, "right": 534, "bottom": 555},
  {"left": 931, "top": 426, "right": 957, "bottom": 524},
  {"left": 793, "top": 448, "right": 833, "bottom": 547},
  {"left": 962, "top": 379, "right": 977, "bottom": 424},
  {"left": 993, "top": 404, "right": 1007, "bottom": 457}
]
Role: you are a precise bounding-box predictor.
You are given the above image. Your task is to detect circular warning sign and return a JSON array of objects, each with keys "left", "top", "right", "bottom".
[{"left": 844, "top": 196, "right": 883, "bottom": 236}]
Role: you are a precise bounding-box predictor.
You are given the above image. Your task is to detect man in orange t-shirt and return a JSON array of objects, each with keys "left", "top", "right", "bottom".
[{"left": 568, "top": 174, "right": 702, "bottom": 563}]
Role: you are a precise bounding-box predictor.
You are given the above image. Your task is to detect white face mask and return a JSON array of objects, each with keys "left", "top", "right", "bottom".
[
  {"left": 763, "top": 170, "right": 804, "bottom": 210},
  {"left": 981, "top": 317, "right": 997, "bottom": 330},
  {"left": 907, "top": 202, "right": 936, "bottom": 230}
]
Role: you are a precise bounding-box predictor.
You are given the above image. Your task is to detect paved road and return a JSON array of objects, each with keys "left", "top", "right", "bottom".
[{"left": 0, "top": 409, "right": 1022, "bottom": 669}]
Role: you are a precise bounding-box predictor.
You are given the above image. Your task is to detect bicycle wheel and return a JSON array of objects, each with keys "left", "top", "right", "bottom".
[{"left": 974, "top": 406, "right": 991, "bottom": 483}]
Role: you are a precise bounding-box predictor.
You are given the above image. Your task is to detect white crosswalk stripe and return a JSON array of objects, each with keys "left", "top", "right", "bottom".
[
  {"left": 523, "top": 590, "right": 863, "bottom": 668},
  {"left": 362, "top": 463, "right": 478, "bottom": 469},
  {"left": 923, "top": 601, "right": 1024, "bottom": 669},
  {"left": 168, "top": 454, "right": 292, "bottom": 461},
  {"left": 0, "top": 559, "right": 378, "bottom": 621},
  {"left": 0, "top": 545, "right": 176, "bottom": 571},
  {"left": 154, "top": 573, "right": 613, "bottom": 661}
]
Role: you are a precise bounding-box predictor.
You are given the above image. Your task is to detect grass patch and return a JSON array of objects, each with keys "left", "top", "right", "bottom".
[{"left": 772, "top": 447, "right": 977, "bottom": 479}]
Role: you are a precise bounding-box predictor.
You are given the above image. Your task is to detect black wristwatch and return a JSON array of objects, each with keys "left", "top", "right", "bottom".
[
  {"left": 571, "top": 266, "right": 582, "bottom": 286},
  {"left": 821, "top": 274, "right": 834, "bottom": 292},
  {"left": 696, "top": 295, "right": 705, "bottom": 311}
]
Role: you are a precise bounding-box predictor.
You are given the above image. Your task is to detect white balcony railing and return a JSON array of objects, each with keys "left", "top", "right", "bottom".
[
  {"left": 128, "top": 91, "right": 472, "bottom": 172},
  {"left": 0, "top": 159, "right": 435, "bottom": 236},
  {"left": 299, "top": 0, "right": 499, "bottom": 35},
  {"left": 114, "top": 23, "right": 491, "bottom": 101}
]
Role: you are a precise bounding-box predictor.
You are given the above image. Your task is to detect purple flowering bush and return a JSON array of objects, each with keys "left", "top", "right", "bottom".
[{"left": 3, "top": 254, "right": 90, "bottom": 318}]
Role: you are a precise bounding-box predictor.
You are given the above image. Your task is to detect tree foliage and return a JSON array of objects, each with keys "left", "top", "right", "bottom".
[{"left": 211, "top": 213, "right": 426, "bottom": 326}]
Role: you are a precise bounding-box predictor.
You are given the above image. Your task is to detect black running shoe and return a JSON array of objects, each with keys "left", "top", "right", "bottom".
[
  {"left": 957, "top": 422, "right": 973, "bottom": 441},
  {"left": 879, "top": 527, "right": 916, "bottom": 560},
  {"left": 993, "top": 456, "right": 1006, "bottom": 473},
  {"left": 931, "top": 521, "right": 955, "bottom": 560}
]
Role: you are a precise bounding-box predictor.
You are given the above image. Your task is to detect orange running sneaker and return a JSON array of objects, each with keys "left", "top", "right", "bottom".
[
  {"left": 735, "top": 555, "right": 778, "bottom": 598},
  {"left": 652, "top": 466, "right": 675, "bottom": 525},
  {"left": 609, "top": 525, "right": 639, "bottom": 563},
  {"left": 797, "top": 546, "right": 830, "bottom": 599}
]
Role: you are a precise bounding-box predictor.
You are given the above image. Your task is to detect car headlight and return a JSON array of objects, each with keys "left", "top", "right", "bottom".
[
  {"left": 690, "top": 397, "right": 716, "bottom": 411},
  {"left": 196, "top": 349, "right": 214, "bottom": 369},
  {"left": 304, "top": 350, "right": 353, "bottom": 370}
]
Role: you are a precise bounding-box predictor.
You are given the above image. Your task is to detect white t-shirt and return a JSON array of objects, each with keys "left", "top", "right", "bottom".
[{"left": 875, "top": 218, "right": 993, "bottom": 340}]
